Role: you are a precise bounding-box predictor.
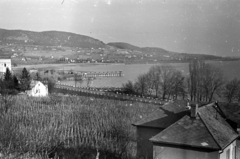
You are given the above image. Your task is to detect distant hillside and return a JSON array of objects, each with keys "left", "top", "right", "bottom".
[
  {"left": 107, "top": 42, "right": 141, "bottom": 51},
  {"left": 108, "top": 42, "right": 171, "bottom": 55},
  {"left": 0, "top": 28, "right": 238, "bottom": 62},
  {"left": 0, "top": 28, "right": 106, "bottom": 48},
  {"left": 107, "top": 42, "right": 239, "bottom": 61},
  {"left": 140, "top": 47, "right": 170, "bottom": 54}
]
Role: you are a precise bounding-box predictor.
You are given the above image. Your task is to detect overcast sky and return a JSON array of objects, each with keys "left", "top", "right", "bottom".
[{"left": 1, "top": 0, "right": 240, "bottom": 56}]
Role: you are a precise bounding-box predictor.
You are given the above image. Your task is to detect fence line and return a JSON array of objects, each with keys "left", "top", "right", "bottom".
[
  {"left": 54, "top": 83, "right": 164, "bottom": 105},
  {"left": 57, "top": 70, "right": 124, "bottom": 78}
]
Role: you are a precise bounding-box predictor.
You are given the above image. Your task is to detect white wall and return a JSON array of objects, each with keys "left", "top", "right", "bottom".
[
  {"left": 153, "top": 145, "right": 219, "bottom": 159},
  {"left": 30, "top": 82, "right": 48, "bottom": 97},
  {"left": 220, "top": 141, "right": 236, "bottom": 159},
  {"left": 0, "top": 59, "right": 11, "bottom": 73}
]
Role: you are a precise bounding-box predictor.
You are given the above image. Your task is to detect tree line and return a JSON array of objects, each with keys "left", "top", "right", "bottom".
[
  {"left": 122, "top": 60, "right": 240, "bottom": 103},
  {"left": 0, "top": 67, "right": 55, "bottom": 96},
  {"left": 122, "top": 65, "right": 186, "bottom": 100},
  {"left": 0, "top": 68, "right": 31, "bottom": 95}
]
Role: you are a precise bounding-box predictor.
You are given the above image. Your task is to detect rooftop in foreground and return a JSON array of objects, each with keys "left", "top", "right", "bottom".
[{"left": 150, "top": 103, "right": 238, "bottom": 150}]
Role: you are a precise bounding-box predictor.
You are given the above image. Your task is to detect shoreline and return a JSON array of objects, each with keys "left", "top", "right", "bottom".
[{"left": 12, "top": 59, "right": 240, "bottom": 71}]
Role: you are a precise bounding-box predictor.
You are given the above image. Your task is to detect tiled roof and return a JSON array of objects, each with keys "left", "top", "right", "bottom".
[
  {"left": 150, "top": 114, "right": 219, "bottom": 150},
  {"left": 150, "top": 103, "right": 238, "bottom": 150},
  {"left": 133, "top": 100, "right": 197, "bottom": 128},
  {"left": 199, "top": 103, "right": 238, "bottom": 149}
]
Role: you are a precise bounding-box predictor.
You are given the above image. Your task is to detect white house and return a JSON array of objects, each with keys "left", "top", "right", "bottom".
[
  {"left": 26, "top": 81, "right": 48, "bottom": 97},
  {"left": 0, "top": 56, "right": 11, "bottom": 73}
]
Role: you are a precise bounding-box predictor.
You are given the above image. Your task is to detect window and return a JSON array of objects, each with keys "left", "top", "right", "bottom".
[{"left": 35, "top": 89, "right": 40, "bottom": 94}]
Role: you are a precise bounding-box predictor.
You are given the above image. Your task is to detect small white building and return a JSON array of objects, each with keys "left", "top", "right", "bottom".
[
  {"left": 0, "top": 56, "right": 11, "bottom": 73},
  {"left": 26, "top": 81, "right": 48, "bottom": 97}
]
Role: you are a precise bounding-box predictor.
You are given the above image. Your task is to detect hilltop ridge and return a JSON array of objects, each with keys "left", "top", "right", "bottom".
[
  {"left": 0, "top": 28, "right": 238, "bottom": 65},
  {"left": 0, "top": 28, "right": 106, "bottom": 49}
]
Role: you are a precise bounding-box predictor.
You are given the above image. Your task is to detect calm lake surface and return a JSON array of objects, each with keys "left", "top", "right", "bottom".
[
  {"left": 61, "top": 63, "right": 188, "bottom": 87},
  {"left": 60, "top": 60, "right": 240, "bottom": 87}
]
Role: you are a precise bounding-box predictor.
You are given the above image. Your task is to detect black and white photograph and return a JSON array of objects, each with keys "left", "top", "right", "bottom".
[{"left": 0, "top": 0, "right": 240, "bottom": 158}]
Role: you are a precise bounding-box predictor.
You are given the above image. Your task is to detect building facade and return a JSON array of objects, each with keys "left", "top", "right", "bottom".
[
  {"left": 26, "top": 81, "right": 48, "bottom": 97},
  {"left": 0, "top": 56, "right": 11, "bottom": 73}
]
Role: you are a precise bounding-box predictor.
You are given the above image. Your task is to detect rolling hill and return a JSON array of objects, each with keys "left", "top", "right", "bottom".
[
  {"left": 107, "top": 42, "right": 141, "bottom": 51},
  {"left": 0, "top": 28, "right": 106, "bottom": 49},
  {"left": 107, "top": 42, "right": 170, "bottom": 54},
  {"left": 0, "top": 28, "right": 238, "bottom": 62}
]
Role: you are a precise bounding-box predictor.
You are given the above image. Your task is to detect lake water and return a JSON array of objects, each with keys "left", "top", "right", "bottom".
[
  {"left": 208, "top": 60, "right": 240, "bottom": 80},
  {"left": 60, "top": 60, "right": 240, "bottom": 87},
  {"left": 17, "top": 61, "right": 240, "bottom": 87},
  {"left": 60, "top": 63, "right": 189, "bottom": 87}
]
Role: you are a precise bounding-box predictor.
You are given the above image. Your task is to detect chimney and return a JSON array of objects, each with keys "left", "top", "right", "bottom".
[{"left": 190, "top": 104, "right": 198, "bottom": 118}]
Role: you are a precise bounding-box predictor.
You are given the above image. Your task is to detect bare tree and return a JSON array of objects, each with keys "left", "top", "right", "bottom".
[
  {"left": 147, "top": 66, "right": 162, "bottom": 97},
  {"left": 224, "top": 78, "right": 240, "bottom": 103},
  {"left": 134, "top": 73, "right": 149, "bottom": 96},
  {"left": 202, "top": 64, "right": 225, "bottom": 102},
  {"left": 130, "top": 65, "right": 186, "bottom": 100},
  {"left": 170, "top": 70, "right": 186, "bottom": 100},
  {"left": 122, "top": 80, "right": 135, "bottom": 94},
  {"left": 159, "top": 65, "right": 176, "bottom": 100},
  {"left": 188, "top": 60, "right": 224, "bottom": 102},
  {"left": 188, "top": 60, "right": 205, "bottom": 101}
]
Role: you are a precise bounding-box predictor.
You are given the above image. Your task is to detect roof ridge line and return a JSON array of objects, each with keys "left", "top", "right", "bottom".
[
  {"left": 198, "top": 108, "right": 222, "bottom": 150},
  {"left": 149, "top": 115, "right": 188, "bottom": 141},
  {"left": 133, "top": 101, "right": 176, "bottom": 126},
  {"left": 132, "top": 107, "right": 161, "bottom": 126}
]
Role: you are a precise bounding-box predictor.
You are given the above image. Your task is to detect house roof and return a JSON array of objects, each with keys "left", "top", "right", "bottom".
[
  {"left": 133, "top": 100, "right": 188, "bottom": 128},
  {"left": 30, "top": 80, "right": 39, "bottom": 89},
  {"left": 217, "top": 102, "right": 240, "bottom": 128},
  {"left": 30, "top": 80, "right": 47, "bottom": 89},
  {"left": 133, "top": 100, "right": 209, "bottom": 128},
  {"left": 150, "top": 103, "right": 238, "bottom": 150},
  {"left": 150, "top": 114, "right": 220, "bottom": 150}
]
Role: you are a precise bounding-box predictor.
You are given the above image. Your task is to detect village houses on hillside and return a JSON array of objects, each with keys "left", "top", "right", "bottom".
[{"left": 133, "top": 100, "right": 240, "bottom": 159}]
